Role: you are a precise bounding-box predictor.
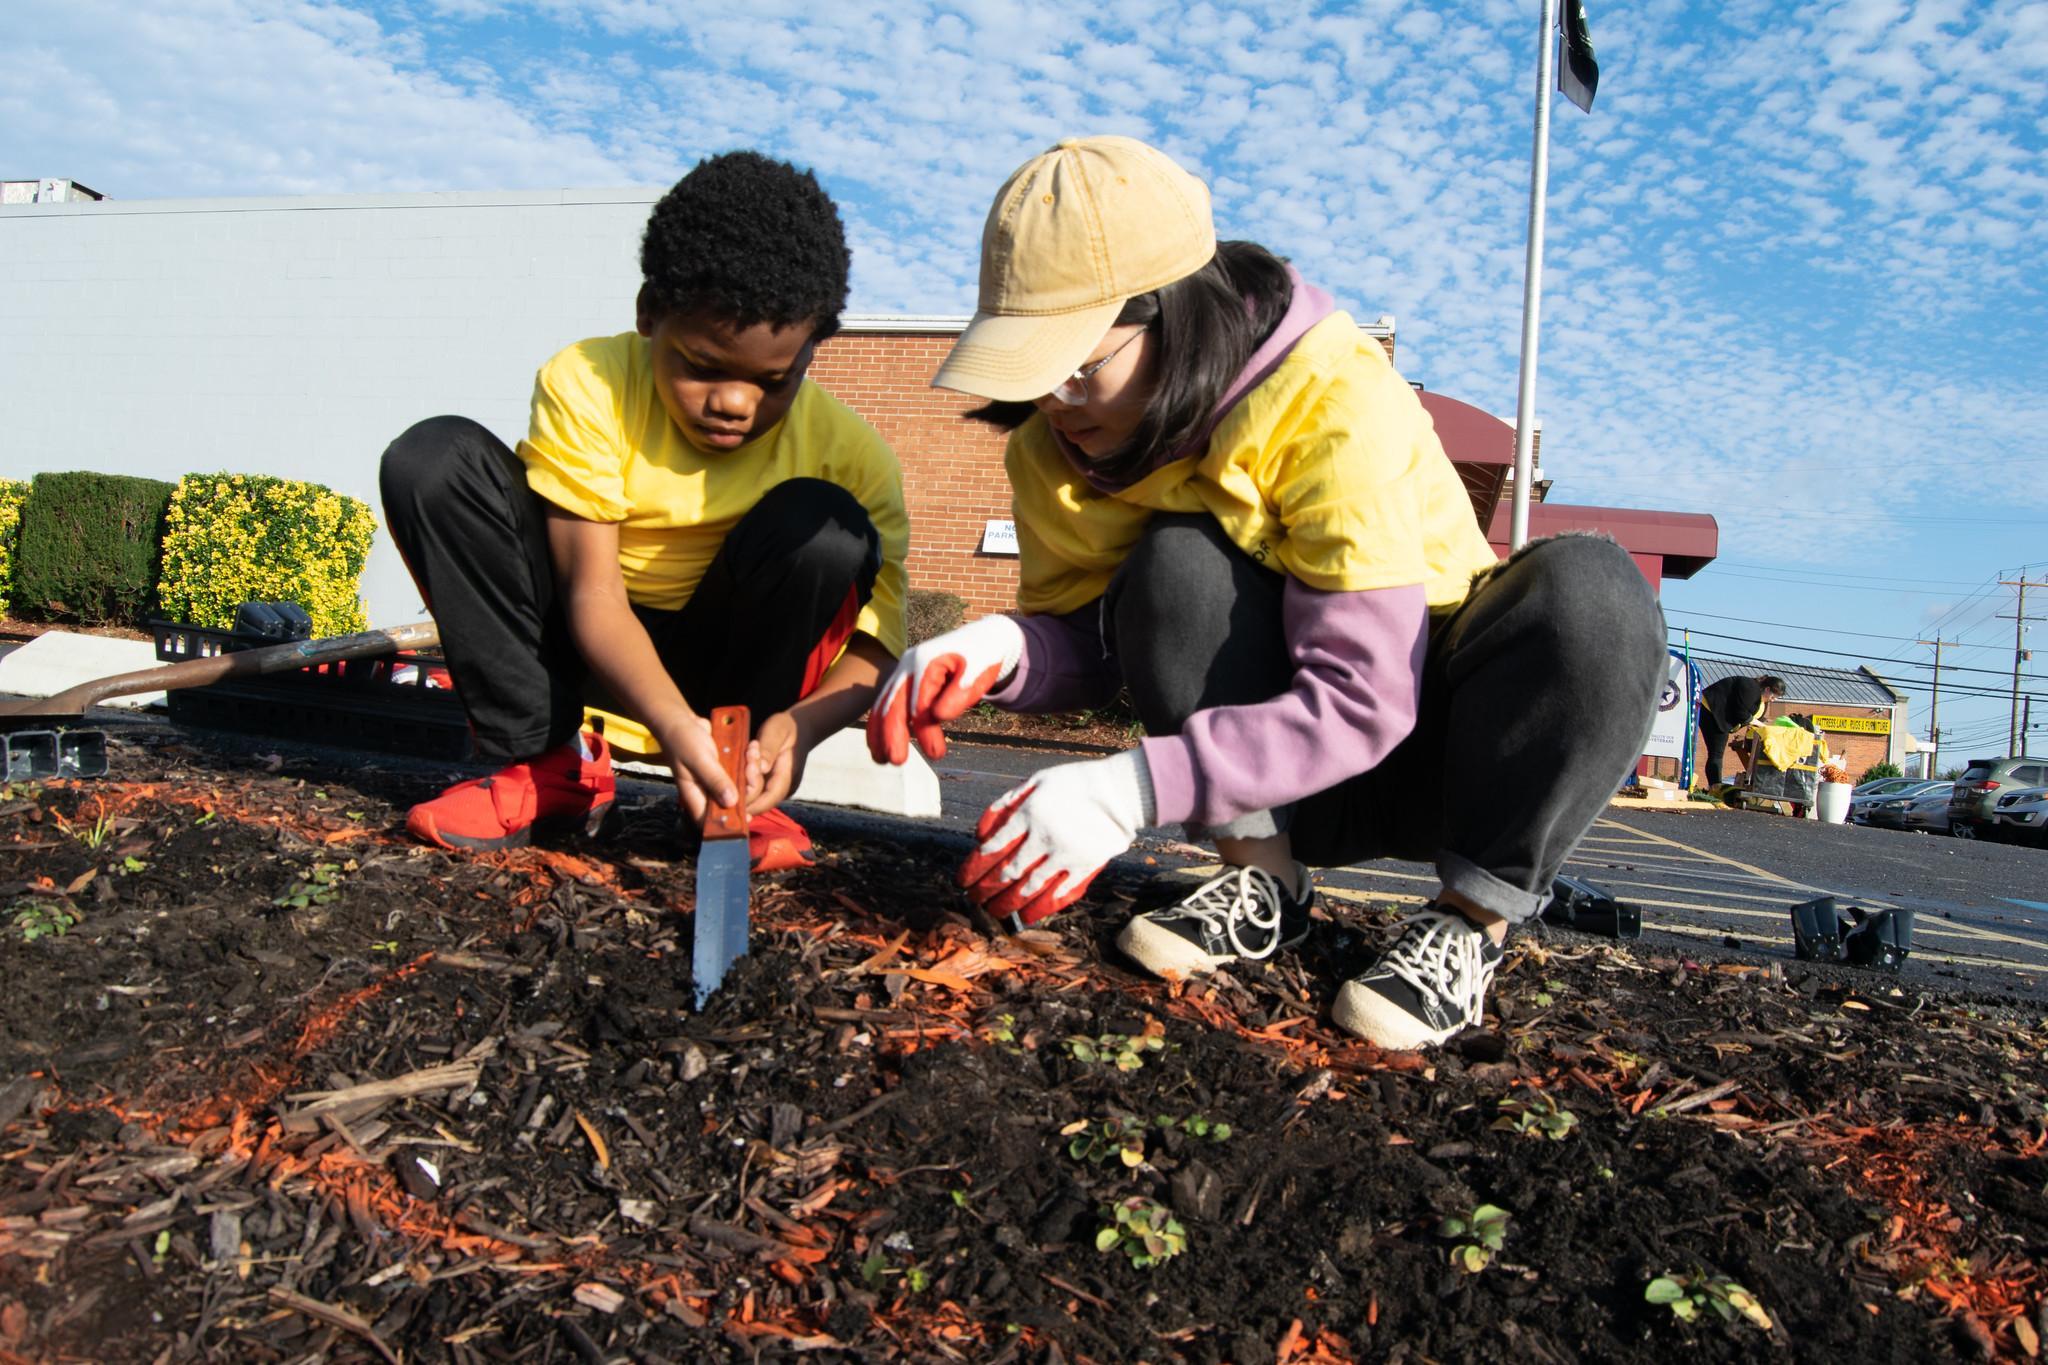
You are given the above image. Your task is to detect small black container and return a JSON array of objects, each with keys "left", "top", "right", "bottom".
[
  {"left": 1843, "top": 907, "right": 1914, "bottom": 971},
  {"left": 1789, "top": 895, "right": 1846, "bottom": 962}
]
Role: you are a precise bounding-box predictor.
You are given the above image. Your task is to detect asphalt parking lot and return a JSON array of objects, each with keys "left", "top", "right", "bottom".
[{"left": 919, "top": 740, "right": 2048, "bottom": 996}]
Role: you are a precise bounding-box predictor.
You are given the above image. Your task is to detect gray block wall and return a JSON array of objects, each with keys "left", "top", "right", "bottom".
[{"left": 0, "top": 188, "right": 662, "bottom": 627}]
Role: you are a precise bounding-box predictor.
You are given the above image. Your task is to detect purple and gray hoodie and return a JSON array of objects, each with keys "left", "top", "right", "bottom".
[{"left": 988, "top": 271, "right": 1431, "bottom": 830}]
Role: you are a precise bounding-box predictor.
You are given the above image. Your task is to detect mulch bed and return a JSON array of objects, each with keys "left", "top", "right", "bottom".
[{"left": 3, "top": 730, "right": 2047, "bottom": 1363}]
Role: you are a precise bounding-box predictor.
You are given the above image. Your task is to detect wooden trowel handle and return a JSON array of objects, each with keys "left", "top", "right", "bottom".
[
  {"left": 703, "top": 706, "right": 751, "bottom": 839},
  {"left": 0, "top": 620, "right": 443, "bottom": 719}
]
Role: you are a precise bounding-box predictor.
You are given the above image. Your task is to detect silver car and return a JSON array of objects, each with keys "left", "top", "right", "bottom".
[
  {"left": 1992, "top": 786, "right": 2048, "bottom": 848},
  {"left": 1866, "top": 782, "right": 1955, "bottom": 833},
  {"left": 1850, "top": 778, "right": 1945, "bottom": 825}
]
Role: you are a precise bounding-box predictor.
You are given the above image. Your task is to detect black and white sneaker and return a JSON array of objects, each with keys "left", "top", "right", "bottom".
[
  {"left": 1116, "top": 864, "right": 1314, "bottom": 977},
  {"left": 1332, "top": 906, "right": 1504, "bottom": 1049}
]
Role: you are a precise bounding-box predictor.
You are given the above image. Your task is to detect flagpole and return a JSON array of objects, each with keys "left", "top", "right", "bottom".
[{"left": 1509, "top": 0, "right": 1558, "bottom": 551}]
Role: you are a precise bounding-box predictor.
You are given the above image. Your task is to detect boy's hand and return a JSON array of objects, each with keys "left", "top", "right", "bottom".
[
  {"left": 868, "top": 615, "right": 1027, "bottom": 765},
  {"left": 654, "top": 709, "right": 741, "bottom": 825},
  {"left": 745, "top": 711, "right": 809, "bottom": 816}
]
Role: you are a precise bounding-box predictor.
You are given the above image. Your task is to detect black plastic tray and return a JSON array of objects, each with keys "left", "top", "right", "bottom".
[{"left": 149, "top": 620, "right": 473, "bottom": 761}]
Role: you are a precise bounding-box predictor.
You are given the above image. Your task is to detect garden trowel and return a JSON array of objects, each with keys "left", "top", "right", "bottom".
[
  {"left": 691, "top": 706, "right": 752, "bottom": 1008},
  {"left": 0, "top": 621, "right": 440, "bottom": 729}
]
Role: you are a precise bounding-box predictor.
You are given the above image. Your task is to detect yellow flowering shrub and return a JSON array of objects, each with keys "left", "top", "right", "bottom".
[
  {"left": 0, "top": 480, "right": 25, "bottom": 615},
  {"left": 157, "top": 474, "right": 377, "bottom": 635}
]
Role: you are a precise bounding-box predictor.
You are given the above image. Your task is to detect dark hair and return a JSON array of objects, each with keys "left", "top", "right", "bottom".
[
  {"left": 639, "top": 151, "right": 851, "bottom": 341},
  {"left": 969, "top": 241, "right": 1294, "bottom": 482},
  {"left": 1760, "top": 675, "right": 1787, "bottom": 693}
]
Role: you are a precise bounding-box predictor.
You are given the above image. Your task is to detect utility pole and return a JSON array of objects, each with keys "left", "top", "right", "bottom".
[
  {"left": 1917, "top": 636, "right": 1944, "bottom": 777},
  {"left": 1999, "top": 578, "right": 2047, "bottom": 756}
]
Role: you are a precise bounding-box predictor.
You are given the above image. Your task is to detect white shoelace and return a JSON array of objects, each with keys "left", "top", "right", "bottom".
[
  {"left": 1156, "top": 866, "right": 1286, "bottom": 960},
  {"left": 1379, "top": 909, "right": 1493, "bottom": 1021}
]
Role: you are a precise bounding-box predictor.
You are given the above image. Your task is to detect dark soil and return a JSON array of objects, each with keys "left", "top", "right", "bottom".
[{"left": 3, "top": 729, "right": 2046, "bottom": 1364}]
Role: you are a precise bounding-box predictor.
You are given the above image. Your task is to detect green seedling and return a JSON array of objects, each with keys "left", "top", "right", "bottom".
[
  {"left": 57, "top": 809, "right": 116, "bottom": 850},
  {"left": 859, "top": 1252, "right": 931, "bottom": 1294},
  {"left": 1065, "top": 1031, "right": 1166, "bottom": 1072},
  {"left": 121, "top": 855, "right": 147, "bottom": 874},
  {"left": 980, "top": 1013, "right": 1017, "bottom": 1045},
  {"left": 12, "top": 901, "right": 77, "bottom": 943},
  {"left": 1154, "top": 1114, "right": 1232, "bottom": 1142},
  {"left": 275, "top": 862, "right": 345, "bottom": 910},
  {"left": 1438, "top": 1202, "right": 1510, "bottom": 1273},
  {"left": 1062, "top": 1116, "right": 1147, "bottom": 1168},
  {"left": 193, "top": 811, "right": 217, "bottom": 828},
  {"left": 370, "top": 940, "right": 400, "bottom": 954},
  {"left": 1095, "top": 1197, "right": 1187, "bottom": 1269},
  {"left": 1644, "top": 1270, "right": 1772, "bottom": 1330},
  {"left": 1493, "top": 1090, "right": 1579, "bottom": 1141}
]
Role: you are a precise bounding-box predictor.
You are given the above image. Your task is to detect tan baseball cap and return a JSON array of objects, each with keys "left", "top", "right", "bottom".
[{"left": 933, "top": 136, "right": 1217, "bottom": 401}]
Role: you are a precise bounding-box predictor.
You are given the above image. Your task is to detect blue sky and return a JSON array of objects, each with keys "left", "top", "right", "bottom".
[{"left": 9, "top": 0, "right": 2046, "bottom": 763}]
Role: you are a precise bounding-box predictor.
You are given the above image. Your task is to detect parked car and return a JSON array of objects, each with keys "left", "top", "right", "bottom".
[
  {"left": 1850, "top": 778, "right": 1945, "bottom": 824},
  {"left": 1853, "top": 777, "right": 1924, "bottom": 799},
  {"left": 1874, "top": 782, "right": 1954, "bottom": 833},
  {"left": 1948, "top": 757, "right": 2048, "bottom": 839},
  {"left": 1992, "top": 786, "right": 2048, "bottom": 848}
]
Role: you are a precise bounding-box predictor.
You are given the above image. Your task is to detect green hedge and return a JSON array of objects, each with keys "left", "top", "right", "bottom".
[
  {"left": 156, "top": 473, "right": 375, "bottom": 636},
  {"left": 0, "top": 480, "right": 26, "bottom": 616},
  {"left": 13, "top": 472, "right": 176, "bottom": 625}
]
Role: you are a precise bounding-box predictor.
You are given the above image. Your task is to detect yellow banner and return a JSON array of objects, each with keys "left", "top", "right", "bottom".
[{"left": 1812, "top": 713, "right": 1891, "bottom": 735}]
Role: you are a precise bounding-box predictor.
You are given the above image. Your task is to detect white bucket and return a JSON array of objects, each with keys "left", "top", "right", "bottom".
[{"left": 1816, "top": 781, "right": 1852, "bottom": 825}]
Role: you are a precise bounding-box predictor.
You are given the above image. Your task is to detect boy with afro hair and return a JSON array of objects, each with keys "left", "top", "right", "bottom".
[{"left": 380, "top": 151, "right": 909, "bottom": 870}]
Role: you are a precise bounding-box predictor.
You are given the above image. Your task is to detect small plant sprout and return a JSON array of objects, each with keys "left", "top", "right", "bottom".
[
  {"left": 1095, "top": 1197, "right": 1187, "bottom": 1269},
  {"left": 980, "top": 1013, "right": 1018, "bottom": 1045},
  {"left": 1155, "top": 1114, "right": 1232, "bottom": 1142},
  {"left": 12, "top": 901, "right": 78, "bottom": 943},
  {"left": 1062, "top": 1116, "right": 1148, "bottom": 1168},
  {"left": 1644, "top": 1270, "right": 1772, "bottom": 1330},
  {"left": 1493, "top": 1090, "right": 1579, "bottom": 1141},
  {"left": 1065, "top": 1027, "right": 1167, "bottom": 1072},
  {"left": 274, "top": 862, "right": 346, "bottom": 910},
  {"left": 1438, "top": 1203, "right": 1510, "bottom": 1273},
  {"left": 121, "top": 855, "right": 147, "bottom": 874},
  {"left": 56, "top": 806, "right": 117, "bottom": 850}
]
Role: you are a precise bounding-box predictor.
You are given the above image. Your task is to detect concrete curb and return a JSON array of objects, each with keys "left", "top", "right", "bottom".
[{"left": 0, "top": 631, "right": 165, "bottom": 708}]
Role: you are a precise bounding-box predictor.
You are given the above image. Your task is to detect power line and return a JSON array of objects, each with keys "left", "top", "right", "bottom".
[
  {"left": 1668, "top": 627, "right": 2030, "bottom": 679},
  {"left": 1677, "top": 649, "right": 2042, "bottom": 706},
  {"left": 1661, "top": 609, "right": 1920, "bottom": 643}
]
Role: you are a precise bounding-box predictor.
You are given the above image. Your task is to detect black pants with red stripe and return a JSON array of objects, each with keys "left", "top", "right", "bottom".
[{"left": 379, "top": 416, "right": 881, "bottom": 762}]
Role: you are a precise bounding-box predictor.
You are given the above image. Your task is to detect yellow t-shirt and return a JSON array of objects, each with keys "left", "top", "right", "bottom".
[
  {"left": 517, "top": 333, "right": 910, "bottom": 656},
  {"left": 1008, "top": 313, "right": 1498, "bottom": 615}
]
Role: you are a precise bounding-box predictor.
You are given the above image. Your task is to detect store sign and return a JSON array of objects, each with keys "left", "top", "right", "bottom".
[
  {"left": 1812, "top": 713, "right": 1891, "bottom": 735},
  {"left": 979, "top": 519, "right": 1019, "bottom": 556}
]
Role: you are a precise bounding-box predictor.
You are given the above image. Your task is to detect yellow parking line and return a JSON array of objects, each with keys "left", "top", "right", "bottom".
[{"left": 1591, "top": 817, "right": 1821, "bottom": 891}]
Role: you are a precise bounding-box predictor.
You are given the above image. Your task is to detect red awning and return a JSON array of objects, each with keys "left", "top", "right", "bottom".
[
  {"left": 1485, "top": 502, "right": 1720, "bottom": 578},
  {"left": 1417, "top": 390, "right": 1514, "bottom": 522}
]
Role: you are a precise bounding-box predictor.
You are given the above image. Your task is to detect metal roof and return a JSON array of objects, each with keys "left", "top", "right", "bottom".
[{"left": 1689, "top": 654, "right": 1903, "bottom": 708}]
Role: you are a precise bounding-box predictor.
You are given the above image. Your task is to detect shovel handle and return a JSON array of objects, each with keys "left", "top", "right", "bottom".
[{"left": 703, "top": 706, "right": 750, "bottom": 840}]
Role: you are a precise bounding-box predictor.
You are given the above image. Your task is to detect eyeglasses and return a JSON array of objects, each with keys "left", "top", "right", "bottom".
[{"left": 1050, "top": 328, "right": 1144, "bottom": 405}]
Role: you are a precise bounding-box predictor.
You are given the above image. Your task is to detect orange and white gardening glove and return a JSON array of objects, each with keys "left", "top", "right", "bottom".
[
  {"left": 960, "top": 751, "right": 1156, "bottom": 930},
  {"left": 867, "top": 614, "right": 1026, "bottom": 764}
]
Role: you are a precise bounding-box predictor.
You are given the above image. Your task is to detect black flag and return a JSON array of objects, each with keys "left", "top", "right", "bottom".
[{"left": 1559, "top": 0, "right": 1599, "bottom": 113}]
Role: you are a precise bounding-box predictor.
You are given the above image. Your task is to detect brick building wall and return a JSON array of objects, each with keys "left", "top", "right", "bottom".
[{"left": 809, "top": 330, "right": 1019, "bottom": 619}]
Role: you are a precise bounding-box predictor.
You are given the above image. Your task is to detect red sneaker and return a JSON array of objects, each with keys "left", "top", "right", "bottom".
[
  {"left": 407, "top": 732, "right": 616, "bottom": 851},
  {"left": 749, "top": 806, "right": 814, "bottom": 872}
]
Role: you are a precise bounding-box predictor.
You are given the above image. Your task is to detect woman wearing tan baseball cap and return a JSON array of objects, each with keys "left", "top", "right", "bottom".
[{"left": 869, "top": 136, "right": 1666, "bottom": 1050}]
